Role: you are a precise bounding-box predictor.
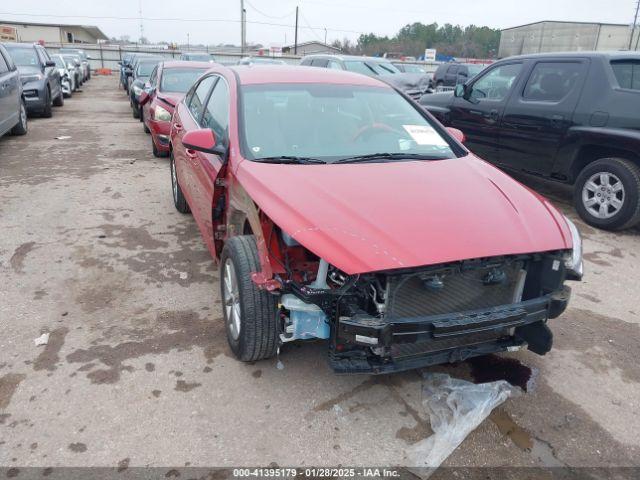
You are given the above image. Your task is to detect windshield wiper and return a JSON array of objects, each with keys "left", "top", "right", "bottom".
[
  {"left": 333, "top": 153, "right": 448, "bottom": 164},
  {"left": 253, "top": 156, "right": 326, "bottom": 165}
]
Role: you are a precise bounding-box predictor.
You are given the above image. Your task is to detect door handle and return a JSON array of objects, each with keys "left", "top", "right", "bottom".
[
  {"left": 174, "top": 123, "right": 183, "bottom": 132},
  {"left": 186, "top": 149, "right": 197, "bottom": 159}
]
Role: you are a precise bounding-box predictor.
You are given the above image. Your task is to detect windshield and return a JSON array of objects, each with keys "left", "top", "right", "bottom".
[
  {"left": 53, "top": 56, "right": 65, "bottom": 68},
  {"left": 62, "top": 55, "right": 79, "bottom": 65},
  {"left": 241, "top": 83, "right": 455, "bottom": 163},
  {"left": 5, "top": 46, "right": 39, "bottom": 66},
  {"left": 400, "top": 64, "right": 426, "bottom": 74},
  {"left": 344, "top": 60, "right": 399, "bottom": 76},
  {"left": 137, "top": 61, "right": 158, "bottom": 77},
  {"left": 184, "top": 54, "right": 211, "bottom": 61},
  {"left": 160, "top": 68, "right": 207, "bottom": 93}
]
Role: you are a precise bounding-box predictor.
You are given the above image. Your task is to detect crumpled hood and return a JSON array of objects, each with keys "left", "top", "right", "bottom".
[
  {"left": 382, "top": 73, "right": 431, "bottom": 92},
  {"left": 236, "top": 156, "right": 571, "bottom": 275}
]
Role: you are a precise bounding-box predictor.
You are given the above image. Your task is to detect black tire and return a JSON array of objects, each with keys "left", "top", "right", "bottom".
[
  {"left": 41, "top": 87, "right": 52, "bottom": 118},
  {"left": 53, "top": 87, "right": 64, "bottom": 107},
  {"left": 220, "top": 236, "right": 279, "bottom": 362},
  {"left": 11, "top": 99, "right": 27, "bottom": 135},
  {"left": 170, "top": 151, "right": 190, "bottom": 213},
  {"left": 132, "top": 103, "right": 140, "bottom": 119},
  {"left": 574, "top": 157, "right": 640, "bottom": 230},
  {"left": 152, "top": 137, "right": 168, "bottom": 157},
  {"left": 144, "top": 120, "right": 150, "bottom": 134}
]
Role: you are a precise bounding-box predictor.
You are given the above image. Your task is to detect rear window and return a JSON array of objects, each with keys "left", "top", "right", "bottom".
[
  {"left": 611, "top": 60, "right": 640, "bottom": 91},
  {"left": 137, "top": 61, "right": 158, "bottom": 77}
]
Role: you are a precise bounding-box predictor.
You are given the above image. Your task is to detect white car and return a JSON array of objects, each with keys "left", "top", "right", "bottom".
[{"left": 52, "top": 54, "right": 74, "bottom": 97}]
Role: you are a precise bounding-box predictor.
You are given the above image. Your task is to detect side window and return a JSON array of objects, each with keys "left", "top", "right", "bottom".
[
  {"left": 327, "top": 60, "right": 343, "bottom": 70},
  {"left": 523, "top": 62, "right": 585, "bottom": 101},
  {"left": 202, "top": 77, "right": 230, "bottom": 142},
  {"left": 311, "top": 59, "right": 328, "bottom": 67},
  {"left": 0, "top": 52, "right": 8, "bottom": 74},
  {"left": 447, "top": 65, "right": 459, "bottom": 76},
  {"left": 1, "top": 48, "right": 16, "bottom": 70},
  {"left": 188, "top": 75, "right": 216, "bottom": 124},
  {"left": 611, "top": 60, "right": 640, "bottom": 91},
  {"left": 470, "top": 63, "right": 523, "bottom": 101},
  {"left": 36, "top": 47, "right": 47, "bottom": 65}
]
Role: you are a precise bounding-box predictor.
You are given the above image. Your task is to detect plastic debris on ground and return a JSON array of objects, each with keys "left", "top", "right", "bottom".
[
  {"left": 54, "top": 136, "right": 72, "bottom": 140},
  {"left": 406, "top": 372, "right": 521, "bottom": 472},
  {"left": 34, "top": 333, "right": 50, "bottom": 346}
]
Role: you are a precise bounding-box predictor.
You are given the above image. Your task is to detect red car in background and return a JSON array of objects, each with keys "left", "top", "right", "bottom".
[
  {"left": 169, "top": 65, "right": 583, "bottom": 374},
  {"left": 139, "top": 61, "right": 211, "bottom": 157}
]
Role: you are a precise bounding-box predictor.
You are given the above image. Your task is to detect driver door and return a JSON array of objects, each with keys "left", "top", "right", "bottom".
[{"left": 448, "top": 62, "right": 524, "bottom": 162}]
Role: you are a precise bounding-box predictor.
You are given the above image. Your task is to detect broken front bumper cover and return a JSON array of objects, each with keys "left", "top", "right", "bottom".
[{"left": 330, "top": 286, "right": 570, "bottom": 374}]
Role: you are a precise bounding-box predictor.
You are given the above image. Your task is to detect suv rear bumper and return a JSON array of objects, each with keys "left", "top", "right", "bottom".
[{"left": 330, "top": 286, "right": 570, "bottom": 374}]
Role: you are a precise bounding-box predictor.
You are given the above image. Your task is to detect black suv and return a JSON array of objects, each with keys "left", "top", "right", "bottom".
[
  {"left": 420, "top": 52, "right": 640, "bottom": 230},
  {"left": 432, "top": 62, "right": 486, "bottom": 89}
]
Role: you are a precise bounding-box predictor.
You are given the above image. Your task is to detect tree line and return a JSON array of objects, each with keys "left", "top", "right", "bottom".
[{"left": 332, "top": 22, "right": 501, "bottom": 59}]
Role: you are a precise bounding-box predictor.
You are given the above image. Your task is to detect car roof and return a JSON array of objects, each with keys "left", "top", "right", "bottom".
[
  {"left": 302, "top": 54, "right": 394, "bottom": 63},
  {"left": 500, "top": 51, "right": 640, "bottom": 62},
  {"left": 2, "top": 42, "right": 37, "bottom": 49},
  {"left": 229, "top": 65, "right": 390, "bottom": 87},
  {"left": 161, "top": 60, "right": 212, "bottom": 69}
]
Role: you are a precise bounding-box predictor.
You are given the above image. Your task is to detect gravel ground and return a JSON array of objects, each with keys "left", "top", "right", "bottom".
[{"left": 0, "top": 75, "right": 638, "bottom": 472}]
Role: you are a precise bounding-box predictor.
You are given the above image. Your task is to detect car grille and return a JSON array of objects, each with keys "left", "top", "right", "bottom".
[
  {"left": 385, "top": 260, "right": 525, "bottom": 318},
  {"left": 390, "top": 329, "right": 509, "bottom": 359}
]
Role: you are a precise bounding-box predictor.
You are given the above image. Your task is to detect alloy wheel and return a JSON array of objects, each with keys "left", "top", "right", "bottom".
[
  {"left": 19, "top": 102, "right": 26, "bottom": 129},
  {"left": 581, "top": 172, "right": 625, "bottom": 219},
  {"left": 223, "top": 259, "right": 241, "bottom": 341}
]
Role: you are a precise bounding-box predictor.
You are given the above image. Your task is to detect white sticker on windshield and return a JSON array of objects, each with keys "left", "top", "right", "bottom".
[{"left": 402, "top": 125, "right": 448, "bottom": 146}]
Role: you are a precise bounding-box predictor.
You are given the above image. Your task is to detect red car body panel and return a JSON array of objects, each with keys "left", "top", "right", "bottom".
[
  {"left": 143, "top": 61, "right": 211, "bottom": 153},
  {"left": 171, "top": 65, "right": 573, "bottom": 278}
]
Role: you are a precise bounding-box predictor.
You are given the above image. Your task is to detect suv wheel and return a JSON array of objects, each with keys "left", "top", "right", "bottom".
[
  {"left": 170, "top": 151, "right": 190, "bottom": 213},
  {"left": 574, "top": 157, "right": 640, "bottom": 230},
  {"left": 41, "top": 87, "right": 52, "bottom": 118},
  {"left": 53, "top": 88, "right": 64, "bottom": 107},
  {"left": 220, "top": 236, "right": 279, "bottom": 362},
  {"left": 11, "top": 99, "right": 28, "bottom": 135}
]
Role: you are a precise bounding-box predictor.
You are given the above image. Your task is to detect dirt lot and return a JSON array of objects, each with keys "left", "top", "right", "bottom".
[{"left": 0, "top": 75, "right": 639, "bottom": 471}]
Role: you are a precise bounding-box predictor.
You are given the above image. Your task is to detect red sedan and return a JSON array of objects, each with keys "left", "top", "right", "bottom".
[
  {"left": 170, "top": 65, "right": 583, "bottom": 374},
  {"left": 139, "top": 61, "right": 211, "bottom": 157}
]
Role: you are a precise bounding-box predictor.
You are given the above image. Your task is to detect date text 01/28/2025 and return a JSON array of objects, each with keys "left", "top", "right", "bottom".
[{"left": 232, "top": 468, "right": 401, "bottom": 478}]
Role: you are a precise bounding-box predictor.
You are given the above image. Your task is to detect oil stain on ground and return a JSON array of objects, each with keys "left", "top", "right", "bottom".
[
  {"left": 9, "top": 242, "right": 37, "bottom": 273},
  {"left": 0, "top": 374, "right": 26, "bottom": 409},
  {"left": 33, "top": 328, "right": 69, "bottom": 372}
]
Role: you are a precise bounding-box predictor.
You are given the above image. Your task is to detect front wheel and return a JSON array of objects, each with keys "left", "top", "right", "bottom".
[
  {"left": 170, "top": 152, "right": 190, "bottom": 213},
  {"left": 220, "top": 236, "right": 279, "bottom": 362},
  {"left": 41, "top": 87, "right": 52, "bottom": 118},
  {"left": 574, "top": 157, "right": 640, "bottom": 230},
  {"left": 11, "top": 99, "right": 27, "bottom": 135}
]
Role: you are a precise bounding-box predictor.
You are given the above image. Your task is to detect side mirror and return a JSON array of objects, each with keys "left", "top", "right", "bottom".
[
  {"left": 446, "top": 127, "right": 466, "bottom": 144},
  {"left": 45, "top": 60, "right": 56, "bottom": 68},
  {"left": 138, "top": 91, "right": 150, "bottom": 106},
  {"left": 182, "top": 128, "right": 226, "bottom": 156},
  {"left": 454, "top": 84, "right": 465, "bottom": 98}
]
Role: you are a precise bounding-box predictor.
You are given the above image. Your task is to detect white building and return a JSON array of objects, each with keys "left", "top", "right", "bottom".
[
  {"left": 283, "top": 41, "right": 341, "bottom": 56},
  {"left": 0, "top": 20, "right": 108, "bottom": 44}
]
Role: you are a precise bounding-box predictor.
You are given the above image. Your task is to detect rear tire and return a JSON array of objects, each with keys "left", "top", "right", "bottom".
[
  {"left": 574, "top": 157, "right": 640, "bottom": 230},
  {"left": 53, "top": 89, "right": 64, "bottom": 107},
  {"left": 220, "top": 236, "right": 279, "bottom": 362},
  {"left": 170, "top": 151, "right": 190, "bottom": 213},
  {"left": 11, "top": 99, "right": 27, "bottom": 135}
]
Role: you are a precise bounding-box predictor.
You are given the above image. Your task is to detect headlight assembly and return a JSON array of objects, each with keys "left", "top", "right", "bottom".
[
  {"left": 563, "top": 216, "right": 583, "bottom": 280},
  {"left": 21, "top": 74, "right": 43, "bottom": 84},
  {"left": 132, "top": 84, "right": 143, "bottom": 96},
  {"left": 153, "top": 105, "right": 172, "bottom": 122}
]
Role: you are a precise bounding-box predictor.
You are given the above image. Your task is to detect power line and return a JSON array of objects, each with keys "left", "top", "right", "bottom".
[
  {"left": 0, "top": 11, "right": 365, "bottom": 35},
  {"left": 244, "top": 0, "right": 296, "bottom": 20},
  {"left": 299, "top": 11, "right": 324, "bottom": 43}
]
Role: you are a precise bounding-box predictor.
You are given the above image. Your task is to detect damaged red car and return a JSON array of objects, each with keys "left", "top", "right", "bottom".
[
  {"left": 169, "top": 65, "right": 583, "bottom": 374},
  {"left": 139, "top": 61, "right": 211, "bottom": 157}
]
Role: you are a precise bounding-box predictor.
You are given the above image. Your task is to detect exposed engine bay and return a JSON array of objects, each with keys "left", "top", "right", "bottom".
[{"left": 271, "top": 226, "right": 574, "bottom": 374}]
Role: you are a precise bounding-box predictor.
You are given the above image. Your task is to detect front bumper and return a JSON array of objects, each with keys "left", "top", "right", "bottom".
[
  {"left": 148, "top": 118, "right": 171, "bottom": 152},
  {"left": 331, "top": 286, "right": 570, "bottom": 374},
  {"left": 22, "top": 83, "right": 46, "bottom": 112}
]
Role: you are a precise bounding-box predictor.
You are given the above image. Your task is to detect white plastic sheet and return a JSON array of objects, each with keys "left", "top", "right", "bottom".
[{"left": 407, "top": 372, "right": 521, "bottom": 470}]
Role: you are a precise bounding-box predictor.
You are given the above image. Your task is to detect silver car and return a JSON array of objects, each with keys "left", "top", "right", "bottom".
[
  {"left": 0, "top": 43, "right": 27, "bottom": 138},
  {"left": 52, "top": 54, "right": 74, "bottom": 97}
]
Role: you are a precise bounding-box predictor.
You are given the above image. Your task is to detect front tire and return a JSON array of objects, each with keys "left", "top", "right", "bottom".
[
  {"left": 220, "top": 236, "right": 279, "bottom": 362},
  {"left": 574, "top": 157, "right": 640, "bottom": 230},
  {"left": 53, "top": 88, "right": 64, "bottom": 107},
  {"left": 170, "top": 151, "right": 190, "bottom": 213},
  {"left": 11, "top": 99, "right": 27, "bottom": 135},
  {"left": 41, "top": 87, "right": 52, "bottom": 118}
]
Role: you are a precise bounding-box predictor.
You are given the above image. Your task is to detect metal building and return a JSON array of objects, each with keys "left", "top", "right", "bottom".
[
  {"left": 0, "top": 20, "right": 108, "bottom": 44},
  {"left": 499, "top": 21, "right": 640, "bottom": 58}
]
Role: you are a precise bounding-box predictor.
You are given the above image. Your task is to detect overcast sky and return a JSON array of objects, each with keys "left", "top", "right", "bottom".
[{"left": 2, "top": 0, "right": 638, "bottom": 46}]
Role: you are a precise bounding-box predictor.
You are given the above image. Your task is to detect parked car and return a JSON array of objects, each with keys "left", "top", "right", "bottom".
[
  {"left": 138, "top": 61, "right": 210, "bottom": 157},
  {"left": 60, "top": 54, "right": 82, "bottom": 90},
  {"left": 58, "top": 48, "right": 91, "bottom": 81},
  {"left": 237, "top": 57, "right": 286, "bottom": 65},
  {"left": 52, "top": 54, "right": 73, "bottom": 97},
  {"left": 432, "top": 62, "right": 486, "bottom": 90},
  {"left": 180, "top": 52, "right": 216, "bottom": 63},
  {"left": 0, "top": 43, "right": 27, "bottom": 138},
  {"left": 169, "top": 65, "right": 582, "bottom": 374},
  {"left": 129, "top": 57, "right": 162, "bottom": 118},
  {"left": 420, "top": 51, "right": 640, "bottom": 230},
  {"left": 118, "top": 52, "right": 136, "bottom": 91},
  {"left": 392, "top": 62, "right": 434, "bottom": 92},
  {"left": 301, "top": 54, "right": 431, "bottom": 101},
  {"left": 126, "top": 54, "right": 160, "bottom": 95},
  {"left": 3, "top": 42, "right": 63, "bottom": 117}
]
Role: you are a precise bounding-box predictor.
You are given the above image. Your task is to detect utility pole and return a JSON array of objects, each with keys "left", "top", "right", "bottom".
[
  {"left": 294, "top": 6, "right": 299, "bottom": 54},
  {"left": 138, "top": 0, "right": 144, "bottom": 43},
  {"left": 187, "top": 33, "right": 190, "bottom": 51},
  {"left": 630, "top": 0, "right": 640, "bottom": 50},
  {"left": 240, "top": 0, "right": 246, "bottom": 55},
  {"left": 324, "top": 28, "right": 327, "bottom": 45}
]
